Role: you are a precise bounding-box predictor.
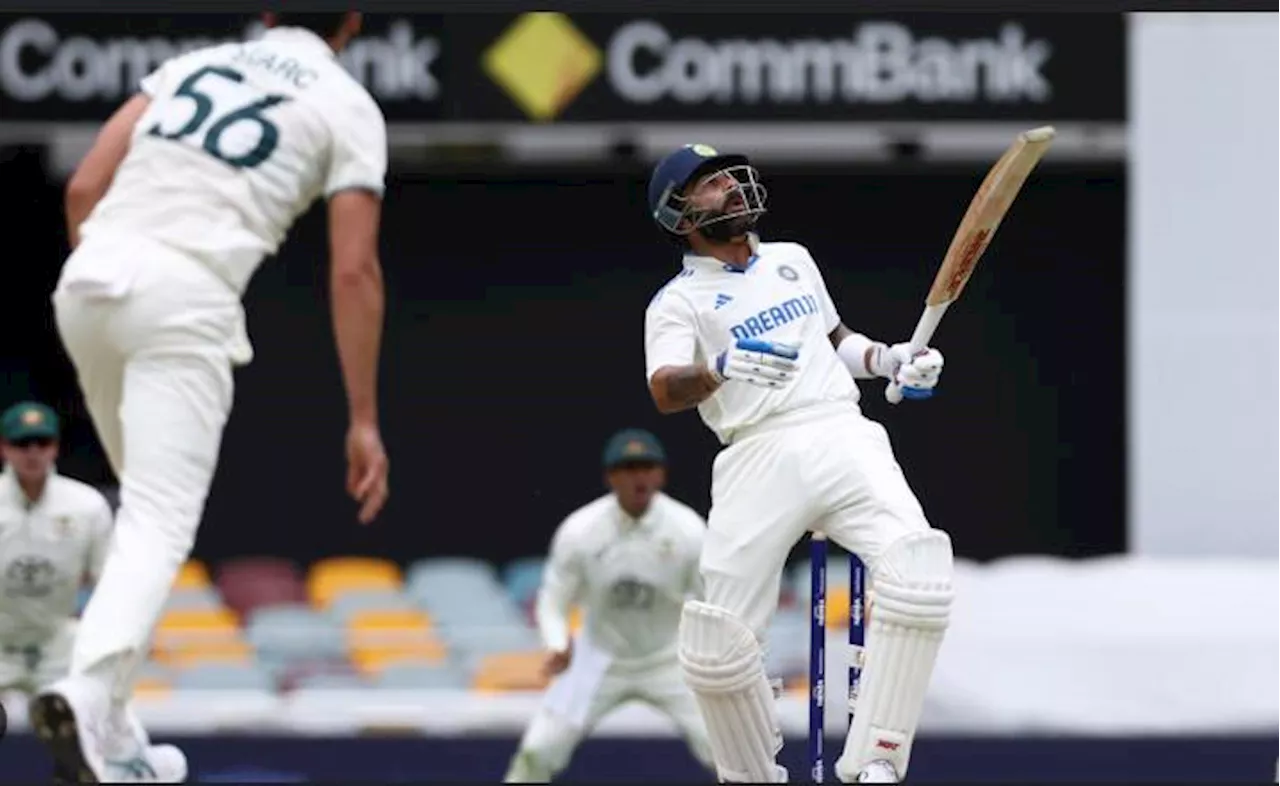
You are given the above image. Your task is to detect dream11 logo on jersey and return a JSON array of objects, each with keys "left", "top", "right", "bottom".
[{"left": 0, "top": 16, "right": 442, "bottom": 118}]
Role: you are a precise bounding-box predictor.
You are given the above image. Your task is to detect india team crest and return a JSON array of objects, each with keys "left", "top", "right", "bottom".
[
  {"left": 54, "top": 515, "right": 73, "bottom": 539},
  {"left": 624, "top": 440, "right": 647, "bottom": 456},
  {"left": 20, "top": 409, "right": 43, "bottom": 426},
  {"left": 658, "top": 538, "right": 675, "bottom": 559},
  {"left": 689, "top": 144, "right": 718, "bottom": 157}
]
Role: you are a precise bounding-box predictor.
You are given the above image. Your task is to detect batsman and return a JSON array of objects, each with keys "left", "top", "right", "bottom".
[{"left": 642, "top": 144, "right": 954, "bottom": 784}]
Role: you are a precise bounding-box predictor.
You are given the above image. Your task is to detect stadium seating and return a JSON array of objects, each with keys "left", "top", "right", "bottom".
[
  {"left": 174, "top": 662, "right": 275, "bottom": 692},
  {"left": 216, "top": 556, "right": 307, "bottom": 618},
  {"left": 135, "top": 554, "right": 806, "bottom": 700},
  {"left": 307, "top": 556, "right": 402, "bottom": 609},
  {"left": 173, "top": 560, "right": 212, "bottom": 591}
]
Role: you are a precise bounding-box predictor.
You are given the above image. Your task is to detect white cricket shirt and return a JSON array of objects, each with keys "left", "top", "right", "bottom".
[
  {"left": 79, "top": 26, "right": 388, "bottom": 295},
  {"left": 0, "top": 469, "right": 112, "bottom": 645},
  {"left": 536, "top": 491, "right": 706, "bottom": 664},
  {"left": 644, "top": 236, "right": 860, "bottom": 444}
]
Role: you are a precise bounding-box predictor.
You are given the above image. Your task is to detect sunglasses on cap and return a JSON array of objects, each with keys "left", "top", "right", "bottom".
[{"left": 8, "top": 437, "right": 54, "bottom": 449}]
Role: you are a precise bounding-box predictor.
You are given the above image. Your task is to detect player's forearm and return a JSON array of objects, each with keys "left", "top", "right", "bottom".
[
  {"left": 534, "top": 585, "right": 574, "bottom": 653},
  {"left": 330, "top": 257, "right": 385, "bottom": 424},
  {"left": 64, "top": 184, "right": 104, "bottom": 249},
  {"left": 650, "top": 364, "right": 722, "bottom": 414}
]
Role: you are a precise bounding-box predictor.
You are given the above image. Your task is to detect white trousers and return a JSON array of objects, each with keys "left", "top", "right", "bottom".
[
  {"left": 52, "top": 233, "right": 247, "bottom": 705},
  {"left": 0, "top": 620, "right": 77, "bottom": 694},
  {"left": 703, "top": 402, "right": 932, "bottom": 640},
  {"left": 507, "top": 652, "right": 714, "bottom": 781}
]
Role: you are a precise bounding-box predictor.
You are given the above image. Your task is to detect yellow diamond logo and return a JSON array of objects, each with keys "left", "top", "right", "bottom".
[{"left": 483, "top": 13, "right": 602, "bottom": 122}]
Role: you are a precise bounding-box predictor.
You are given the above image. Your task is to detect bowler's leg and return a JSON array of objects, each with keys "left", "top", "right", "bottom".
[
  {"left": 72, "top": 346, "right": 233, "bottom": 704},
  {"left": 814, "top": 417, "right": 955, "bottom": 784}
]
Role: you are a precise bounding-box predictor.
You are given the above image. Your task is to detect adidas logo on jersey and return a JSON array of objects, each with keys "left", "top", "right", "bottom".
[{"left": 714, "top": 294, "right": 733, "bottom": 310}]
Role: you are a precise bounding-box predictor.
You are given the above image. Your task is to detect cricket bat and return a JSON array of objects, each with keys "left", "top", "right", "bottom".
[{"left": 886, "top": 125, "right": 1056, "bottom": 404}]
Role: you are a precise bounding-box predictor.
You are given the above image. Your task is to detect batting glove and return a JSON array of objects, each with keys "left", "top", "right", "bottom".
[
  {"left": 873, "top": 342, "right": 944, "bottom": 403},
  {"left": 710, "top": 338, "right": 801, "bottom": 389}
]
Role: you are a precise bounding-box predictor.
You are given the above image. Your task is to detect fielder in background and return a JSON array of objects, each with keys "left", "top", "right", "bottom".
[
  {"left": 504, "top": 429, "right": 715, "bottom": 783},
  {"left": 33, "top": 12, "right": 391, "bottom": 783},
  {"left": 643, "top": 144, "right": 953, "bottom": 784},
  {"left": 0, "top": 401, "right": 167, "bottom": 782}
]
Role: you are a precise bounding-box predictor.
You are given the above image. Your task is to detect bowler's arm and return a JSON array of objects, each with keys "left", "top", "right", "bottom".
[
  {"left": 65, "top": 93, "right": 151, "bottom": 249},
  {"left": 328, "top": 190, "right": 386, "bottom": 427}
]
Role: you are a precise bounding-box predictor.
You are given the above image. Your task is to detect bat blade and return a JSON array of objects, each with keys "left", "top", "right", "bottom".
[
  {"left": 887, "top": 126, "right": 1055, "bottom": 404},
  {"left": 924, "top": 125, "right": 1056, "bottom": 308}
]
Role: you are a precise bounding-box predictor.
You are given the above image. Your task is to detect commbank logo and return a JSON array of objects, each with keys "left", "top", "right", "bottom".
[{"left": 483, "top": 13, "right": 601, "bottom": 122}]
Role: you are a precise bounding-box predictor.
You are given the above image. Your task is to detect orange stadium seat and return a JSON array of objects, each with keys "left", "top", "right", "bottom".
[
  {"left": 471, "top": 651, "right": 548, "bottom": 693},
  {"left": 162, "top": 639, "right": 254, "bottom": 668},
  {"left": 307, "top": 557, "right": 402, "bottom": 609},
  {"left": 346, "top": 608, "right": 445, "bottom": 672},
  {"left": 151, "top": 607, "right": 251, "bottom": 666},
  {"left": 351, "top": 641, "right": 448, "bottom": 674},
  {"left": 172, "top": 561, "right": 212, "bottom": 591},
  {"left": 826, "top": 586, "right": 850, "bottom": 629},
  {"left": 132, "top": 662, "right": 173, "bottom": 698}
]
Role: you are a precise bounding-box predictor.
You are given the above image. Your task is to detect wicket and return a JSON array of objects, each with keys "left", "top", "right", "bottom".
[{"left": 807, "top": 532, "right": 867, "bottom": 783}]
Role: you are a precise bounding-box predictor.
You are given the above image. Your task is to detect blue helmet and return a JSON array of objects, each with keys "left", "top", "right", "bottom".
[{"left": 647, "top": 143, "right": 767, "bottom": 241}]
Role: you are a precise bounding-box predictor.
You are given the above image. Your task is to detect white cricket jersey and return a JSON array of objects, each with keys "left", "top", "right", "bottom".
[
  {"left": 644, "top": 236, "right": 860, "bottom": 444},
  {"left": 0, "top": 469, "right": 112, "bottom": 645},
  {"left": 536, "top": 492, "right": 706, "bottom": 664},
  {"left": 78, "top": 26, "right": 388, "bottom": 295}
]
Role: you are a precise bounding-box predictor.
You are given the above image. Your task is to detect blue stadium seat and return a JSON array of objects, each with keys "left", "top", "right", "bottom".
[
  {"left": 405, "top": 557, "right": 500, "bottom": 589},
  {"left": 292, "top": 670, "right": 369, "bottom": 690},
  {"left": 415, "top": 592, "right": 527, "bottom": 630},
  {"left": 502, "top": 556, "right": 546, "bottom": 607},
  {"left": 245, "top": 604, "right": 346, "bottom": 664},
  {"left": 375, "top": 662, "right": 469, "bottom": 690},
  {"left": 173, "top": 662, "right": 275, "bottom": 691},
  {"left": 440, "top": 624, "right": 541, "bottom": 663},
  {"left": 164, "top": 587, "right": 226, "bottom": 611},
  {"left": 328, "top": 589, "right": 418, "bottom": 624}
]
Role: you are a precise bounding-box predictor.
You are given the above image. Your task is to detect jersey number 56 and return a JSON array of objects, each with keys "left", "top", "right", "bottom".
[{"left": 148, "top": 65, "right": 289, "bottom": 170}]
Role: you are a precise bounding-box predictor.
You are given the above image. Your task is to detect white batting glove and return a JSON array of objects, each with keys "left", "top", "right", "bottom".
[
  {"left": 875, "top": 342, "right": 945, "bottom": 403},
  {"left": 709, "top": 338, "right": 801, "bottom": 389}
]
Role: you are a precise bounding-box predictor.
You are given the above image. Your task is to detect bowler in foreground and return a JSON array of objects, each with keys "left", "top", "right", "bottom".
[{"left": 32, "top": 12, "right": 391, "bottom": 782}]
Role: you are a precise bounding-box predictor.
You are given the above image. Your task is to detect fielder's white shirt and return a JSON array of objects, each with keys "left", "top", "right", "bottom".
[
  {"left": 537, "top": 492, "right": 706, "bottom": 663},
  {"left": 0, "top": 469, "right": 112, "bottom": 645},
  {"left": 79, "top": 26, "right": 388, "bottom": 295},
  {"left": 644, "top": 236, "right": 860, "bottom": 444}
]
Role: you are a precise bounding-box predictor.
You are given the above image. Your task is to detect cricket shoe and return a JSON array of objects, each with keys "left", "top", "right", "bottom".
[
  {"left": 103, "top": 744, "right": 188, "bottom": 783},
  {"left": 29, "top": 675, "right": 111, "bottom": 783},
  {"left": 855, "top": 759, "right": 900, "bottom": 783}
]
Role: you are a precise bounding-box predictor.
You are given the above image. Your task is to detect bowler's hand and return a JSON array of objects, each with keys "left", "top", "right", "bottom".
[
  {"left": 883, "top": 343, "right": 945, "bottom": 404},
  {"left": 542, "top": 645, "right": 572, "bottom": 679},
  {"left": 345, "top": 422, "right": 389, "bottom": 524}
]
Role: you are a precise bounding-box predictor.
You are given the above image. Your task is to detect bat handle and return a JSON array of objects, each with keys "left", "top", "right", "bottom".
[{"left": 885, "top": 302, "right": 951, "bottom": 404}]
